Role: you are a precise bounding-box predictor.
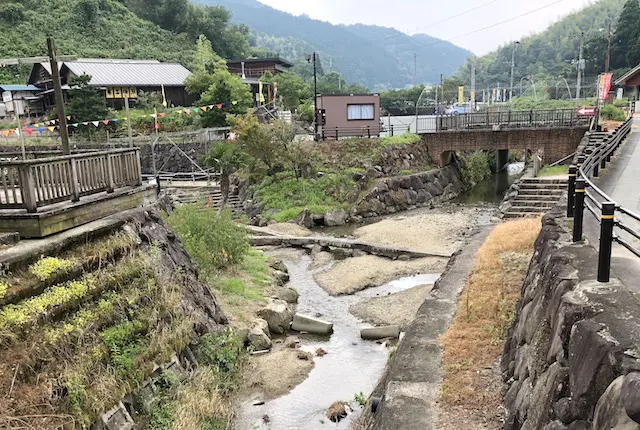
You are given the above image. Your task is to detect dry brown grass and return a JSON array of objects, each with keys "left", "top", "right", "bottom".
[{"left": 439, "top": 218, "right": 541, "bottom": 415}]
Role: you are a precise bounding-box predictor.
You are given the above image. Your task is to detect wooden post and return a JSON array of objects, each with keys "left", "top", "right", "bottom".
[
  {"left": 47, "top": 37, "right": 70, "bottom": 155},
  {"left": 105, "top": 154, "right": 115, "bottom": 193},
  {"left": 134, "top": 149, "right": 142, "bottom": 186},
  {"left": 19, "top": 165, "right": 38, "bottom": 213},
  {"left": 70, "top": 157, "right": 80, "bottom": 201},
  {"left": 125, "top": 97, "right": 133, "bottom": 148}
]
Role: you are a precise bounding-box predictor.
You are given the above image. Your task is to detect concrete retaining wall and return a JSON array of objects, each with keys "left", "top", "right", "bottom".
[{"left": 501, "top": 209, "right": 640, "bottom": 429}]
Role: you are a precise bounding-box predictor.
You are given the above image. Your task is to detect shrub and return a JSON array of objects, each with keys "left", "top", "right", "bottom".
[
  {"left": 613, "top": 98, "right": 629, "bottom": 108},
  {"left": 379, "top": 133, "right": 420, "bottom": 147},
  {"left": 29, "top": 257, "right": 75, "bottom": 281},
  {"left": 601, "top": 104, "right": 626, "bottom": 121},
  {"left": 167, "top": 206, "right": 249, "bottom": 273},
  {"left": 195, "top": 329, "right": 245, "bottom": 390},
  {"left": 457, "top": 151, "right": 492, "bottom": 187}
]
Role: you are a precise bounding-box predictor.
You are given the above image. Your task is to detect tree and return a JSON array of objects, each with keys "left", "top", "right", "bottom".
[
  {"left": 229, "top": 114, "right": 279, "bottom": 176},
  {"left": 197, "top": 68, "right": 253, "bottom": 127},
  {"left": 66, "top": 74, "right": 110, "bottom": 136},
  {"left": 612, "top": 0, "right": 640, "bottom": 69},
  {"left": 202, "top": 141, "right": 247, "bottom": 214},
  {"left": 262, "top": 72, "right": 310, "bottom": 111}
]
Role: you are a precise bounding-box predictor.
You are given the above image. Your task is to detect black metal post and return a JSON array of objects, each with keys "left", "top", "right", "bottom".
[
  {"left": 597, "top": 202, "right": 616, "bottom": 283},
  {"left": 313, "top": 53, "right": 318, "bottom": 142},
  {"left": 567, "top": 165, "right": 577, "bottom": 217},
  {"left": 390, "top": 124, "right": 394, "bottom": 137},
  {"left": 573, "top": 179, "right": 586, "bottom": 242},
  {"left": 600, "top": 151, "right": 607, "bottom": 170},
  {"left": 577, "top": 155, "right": 586, "bottom": 169},
  {"left": 593, "top": 159, "right": 600, "bottom": 177}
]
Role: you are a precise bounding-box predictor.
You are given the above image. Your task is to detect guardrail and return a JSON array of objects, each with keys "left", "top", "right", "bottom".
[
  {"left": 568, "top": 118, "right": 635, "bottom": 282},
  {"left": 0, "top": 148, "right": 142, "bottom": 213},
  {"left": 432, "top": 109, "right": 589, "bottom": 131}
]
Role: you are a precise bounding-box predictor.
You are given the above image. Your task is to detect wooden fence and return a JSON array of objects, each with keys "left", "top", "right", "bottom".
[{"left": 0, "top": 148, "right": 142, "bottom": 212}]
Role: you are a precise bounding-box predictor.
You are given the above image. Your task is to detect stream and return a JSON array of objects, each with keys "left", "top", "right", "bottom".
[{"left": 237, "top": 252, "right": 440, "bottom": 430}]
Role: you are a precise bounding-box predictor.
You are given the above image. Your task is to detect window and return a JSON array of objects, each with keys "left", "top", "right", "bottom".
[{"left": 347, "top": 104, "right": 375, "bottom": 120}]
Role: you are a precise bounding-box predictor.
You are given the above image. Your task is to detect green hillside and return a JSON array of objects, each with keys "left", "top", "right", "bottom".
[
  {"left": 456, "top": 0, "right": 626, "bottom": 91},
  {"left": 0, "top": 0, "right": 197, "bottom": 83}
]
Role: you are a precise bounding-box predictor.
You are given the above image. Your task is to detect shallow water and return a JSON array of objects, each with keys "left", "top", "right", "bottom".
[
  {"left": 236, "top": 252, "right": 440, "bottom": 430},
  {"left": 454, "top": 162, "right": 525, "bottom": 204}
]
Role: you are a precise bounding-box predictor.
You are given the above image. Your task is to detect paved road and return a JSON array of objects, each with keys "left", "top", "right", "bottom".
[{"left": 584, "top": 116, "right": 640, "bottom": 288}]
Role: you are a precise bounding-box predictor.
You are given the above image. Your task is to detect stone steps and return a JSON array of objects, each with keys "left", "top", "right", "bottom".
[
  {"left": 514, "top": 195, "right": 562, "bottom": 202},
  {"left": 511, "top": 201, "right": 558, "bottom": 209},
  {"left": 164, "top": 186, "right": 244, "bottom": 216},
  {"left": 503, "top": 177, "right": 567, "bottom": 219}
]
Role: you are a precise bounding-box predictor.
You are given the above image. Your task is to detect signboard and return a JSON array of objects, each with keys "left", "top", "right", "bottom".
[
  {"left": 599, "top": 73, "right": 613, "bottom": 101},
  {"left": 577, "top": 106, "right": 596, "bottom": 116},
  {"left": 2, "top": 90, "right": 11, "bottom": 103},
  {"left": 617, "top": 88, "right": 624, "bottom": 99},
  {"left": 105, "top": 87, "right": 138, "bottom": 99},
  {"left": 458, "top": 86, "right": 464, "bottom": 104}
]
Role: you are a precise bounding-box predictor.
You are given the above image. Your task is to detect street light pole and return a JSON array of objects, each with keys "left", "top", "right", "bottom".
[
  {"left": 313, "top": 52, "right": 318, "bottom": 141},
  {"left": 47, "top": 37, "right": 70, "bottom": 155},
  {"left": 509, "top": 41, "right": 518, "bottom": 104},
  {"left": 576, "top": 32, "right": 584, "bottom": 107}
]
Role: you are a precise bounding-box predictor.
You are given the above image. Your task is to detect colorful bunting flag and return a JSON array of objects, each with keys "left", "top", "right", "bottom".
[
  {"left": 184, "top": 109, "right": 191, "bottom": 115},
  {"left": 102, "top": 120, "right": 109, "bottom": 125},
  {"left": 159, "top": 113, "right": 166, "bottom": 117},
  {"left": 38, "top": 128, "right": 44, "bottom": 134},
  {"left": 232, "top": 101, "right": 238, "bottom": 105},
  {"left": 2, "top": 130, "right": 9, "bottom": 137},
  {"left": 72, "top": 123, "right": 79, "bottom": 128},
  {"left": 92, "top": 121, "right": 99, "bottom": 127},
  {"left": 47, "top": 126, "right": 55, "bottom": 132},
  {"left": 201, "top": 106, "right": 208, "bottom": 112},
  {"left": 193, "top": 107, "right": 200, "bottom": 113},
  {"left": 25, "top": 128, "right": 33, "bottom": 135},
  {"left": 216, "top": 104, "right": 223, "bottom": 109}
]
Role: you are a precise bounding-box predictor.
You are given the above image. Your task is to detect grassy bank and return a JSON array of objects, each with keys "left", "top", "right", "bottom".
[
  {"left": 439, "top": 218, "right": 541, "bottom": 422},
  {"left": 537, "top": 165, "right": 568, "bottom": 177}
]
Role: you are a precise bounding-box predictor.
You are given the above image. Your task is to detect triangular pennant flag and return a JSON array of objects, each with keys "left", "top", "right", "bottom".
[
  {"left": 150, "top": 114, "right": 157, "bottom": 119},
  {"left": 2, "top": 130, "right": 9, "bottom": 137},
  {"left": 13, "top": 129, "right": 19, "bottom": 136},
  {"left": 25, "top": 128, "right": 33, "bottom": 135},
  {"left": 83, "top": 122, "right": 89, "bottom": 126},
  {"left": 38, "top": 127, "right": 44, "bottom": 134},
  {"left": 232, "top": 101, "right": 238, "bottom": 105},
  {"left": 201, "top": 106, "right": 208, "bottom": 112},
  {"left": 216, "top": 104, "right": 223, "bottom": 109},
  {"left": 66, "top": 116, "right": 71, "bottom": 120},
  {"left": 141, "top": 114, "right": 147, "bottom": 118},
  {"left": 193, "top": 107, "right": 200, "bottom": 113},
  {"left": 72, "top": 123, "right": 79, "bottom": 128},
  {"left": 92, "top": 121, "right": 99, "bottom": 127},
  {"left": 177, "top": 110, "right": 183, "bottom": 115},
  {"left": 208, "top": 105, "right": 214, "bottom": 109},
  {"left": 223, "top": 102, "right": 230, "bottom": 108},
  {"left": 102, "top": 120, "right": 109, "bottom": 125},
  {"left": 112, "top": 118, "right": 119, "bottom": 123},
  {"left": 184, "top": 109, "right": 191, "bottom": 115},
  {"left": 47, "top": 126, "right": 55, "bottom": 132},
  {"left": 159, "top": 112, "right": 166, "bottom": 117}
]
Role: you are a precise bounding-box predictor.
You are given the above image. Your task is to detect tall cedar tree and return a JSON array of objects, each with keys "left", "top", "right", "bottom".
[{"left": 611, "top": 0, "right": 640, "bottom": 69}]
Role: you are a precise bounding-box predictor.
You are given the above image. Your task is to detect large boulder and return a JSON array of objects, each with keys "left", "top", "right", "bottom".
[
  {"left": 325, "top": 210, "right": 349, "bottom": 227},
  {"left": 296, "top": 209, "right": 314, "bottom": 229},
  {"left": 257, "top": 299, "right": 293, "bottom": 334},
  {"left": 247, "top": 327, "right": 272, "bottom": 351},
  {"left": 274, "top": 287, "right": 300, "bottom": 304},
  {"left": 622, "top": 372, "right": 640, "bottom": 423}
]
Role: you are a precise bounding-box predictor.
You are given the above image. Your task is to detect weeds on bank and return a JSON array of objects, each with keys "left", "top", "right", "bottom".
[
  {"left": 537, "top": 165, "right": 568, "bottom": 177},
  {"left": 440, "top": 218, "right": 541, "bottom": 411}
]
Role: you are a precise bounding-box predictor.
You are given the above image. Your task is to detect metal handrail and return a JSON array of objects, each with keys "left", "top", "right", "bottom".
[{"left": 568, "top": 117, "right": 635, "bottom": 282}]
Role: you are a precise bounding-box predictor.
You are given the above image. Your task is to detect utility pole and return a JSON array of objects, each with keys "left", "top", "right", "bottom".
[
  {"left": 440, "top": 73, "right": 444, "bottom": 112},
  {"left": 605, "top": 23, "right": 612, "bottom": 73},
  {"left": 576, "top": 32, "right": 585, "bottom": 106},
  {"left": 414, "top": 53, "right": 417, "bottom": 86},
  {"left": 471, "top": 64, "right": 476, "bottom": 111},
  {"left": 510, "top": 41, "right": 519, "bottom": 104},
  {"left": 313, "top": 52, "right": 318, "bottom": 141},
  {"left": 47, "top": 37, "right": 70, "bottom": 155}
]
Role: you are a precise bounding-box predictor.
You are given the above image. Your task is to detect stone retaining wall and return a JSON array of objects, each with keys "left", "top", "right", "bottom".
[
  {"left": 501, "top": 209, "right": 640, "bottom": 429},
  {"left": 354, "top": 164, "right": 465, "bottom": 217}
]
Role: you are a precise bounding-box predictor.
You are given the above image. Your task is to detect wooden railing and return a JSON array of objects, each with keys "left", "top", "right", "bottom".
[{"left": 0, "top": 148, "right": 142, "bottom": 213}]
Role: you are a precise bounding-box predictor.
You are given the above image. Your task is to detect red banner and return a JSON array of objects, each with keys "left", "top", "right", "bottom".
[{"left": 599, "top": 73, "right": 613, "bottom": 100}]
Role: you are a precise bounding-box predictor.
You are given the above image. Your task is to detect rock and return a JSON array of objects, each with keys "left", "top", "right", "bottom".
[
  {"left": 325, "top": 210, "right": 349, "bottom": 227},
  {"left": 622, "top": 372, "right": 640, "bottom": 423},
  {"left": 296, "top": 209, "right": 314, "bottom": 229},
  {"left": 327, "top": 401, "right": 350, "bottom": 423},
  {"left": 272, "top": 270, "right": 290, "bottom": 286},
  {"left": 555, "top": 397, "right": 578, "bottom": 424},
  {"left": 316, "top": 348, "right": 328, "bottom": 357},
  {"left": 543, "top": 421, "right": 568, "bottom": 430},
  {"left": 251, "top": 399, "right": 265, "bottom": 406},
  {"left": 284, "top": 336, "right": 299, "bottom": 348},
  {"left": 269, "top": 259, "right": 288, "bottom": 273},
  {"left": 351, "top": 172, "right": 365, "bottom": 182},
  {"left": 297, "top": 351, "right": 312, "bottom": 361},
  {"left": 274, "top": 287, "right": 299, "bottom": 304},
  {"left": 248, "top": 327, "right": 272, "bottom": 350},
  {"left": 361, "top": 326, "right": 401, "bottom": 340},
  {"left": 594, "top": 375, "right": 640, "bottom": 429},
  {"left": 257, "top": 299, "right": 293, "bottom": 335},
  {"left": 291, "top": 313, "right": 334, "bottom": 335},
  {"left": 254, "top": 318, "right": 270, "bottom": 337},
  {"left": 258, "top": 216, "right": 269, "bottom": 228}
]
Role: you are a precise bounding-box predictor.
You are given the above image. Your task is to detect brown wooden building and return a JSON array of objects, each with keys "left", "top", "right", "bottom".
[
  {"left": 227, "top": 58, "right": 293, "bottom": 105},
  {"left": 28, "top": 59, "right": 195, "bottom": 109},
  {"left": 316, "top": 94, "right": 381, "bottom": 139},
  {"left": 615, "top": 64, "right": 640, "bottom": 101}
]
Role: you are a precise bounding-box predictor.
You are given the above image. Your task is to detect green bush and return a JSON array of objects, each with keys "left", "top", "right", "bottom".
[
  {"left": 379, "top": 133, "right": 420, "bottom": 147},
  {"left": 457, "top": 151, "right": 492, "bottom": 187},
  {"left": 195, "top": 329, "right": 245, "bottom": 390},
  {"left": 600, "top": 104, "right": 626, "bottom": 121},
  {"left": 167, "top": 206, "right": 249, "bottom": 273},
  {"left": 613, "top": 98, "right": 629, "bottom": 108}
]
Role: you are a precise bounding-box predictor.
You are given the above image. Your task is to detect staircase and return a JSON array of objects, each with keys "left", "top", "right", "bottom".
[
  {"left": 503, "top": 177, "right": 568, "bottom": 219},
  {"left": 163, "top": 182, "right": 244, "bottom": 217}
]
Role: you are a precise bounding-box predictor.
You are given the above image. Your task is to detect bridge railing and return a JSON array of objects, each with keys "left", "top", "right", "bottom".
[
  {"left": 568, "top": 118, "right": 636, "bottom": 282},
  {"left": 431, "top": 109, "right": 589, "bottom": 131},
  {"left": 0, "top": 148, "right": 142, "bottom": 213}
]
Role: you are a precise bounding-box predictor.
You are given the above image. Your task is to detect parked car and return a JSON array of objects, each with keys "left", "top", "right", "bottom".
[{"left": 445, "top": 103, "right": 472, "bottom": 115}]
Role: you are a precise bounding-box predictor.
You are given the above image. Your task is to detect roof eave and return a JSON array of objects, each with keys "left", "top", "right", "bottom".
[{"left": 615, "top": 64, "right": 640, "bottom": 85}]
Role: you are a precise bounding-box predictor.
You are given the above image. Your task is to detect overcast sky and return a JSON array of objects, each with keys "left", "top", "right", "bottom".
[{"left": 257, "top": 0, "right": 595, "bottom": 55}]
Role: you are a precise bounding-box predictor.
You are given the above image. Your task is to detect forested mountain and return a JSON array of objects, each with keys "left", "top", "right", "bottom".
[
  {"left": 456, "top": 0, "right": 627, "bottom": 92},
  {"left": 198, "top": 0, "right": 472, "bottom": 89}
]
